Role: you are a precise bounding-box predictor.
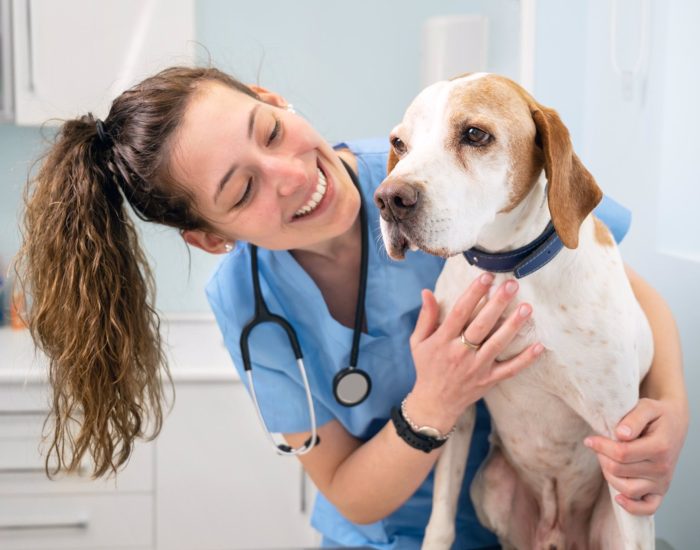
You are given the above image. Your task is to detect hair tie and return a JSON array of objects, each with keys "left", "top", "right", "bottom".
[{"left": 94, "top": 118, "right": 112, "bottom": 147}]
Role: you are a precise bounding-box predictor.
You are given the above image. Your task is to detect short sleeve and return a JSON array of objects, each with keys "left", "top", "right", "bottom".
[
  {"left": 205, "top": 268, "right": 335, "bottom": 434},
  {"left": 594, "top": 195, "right": 632, "bottom": 244}
]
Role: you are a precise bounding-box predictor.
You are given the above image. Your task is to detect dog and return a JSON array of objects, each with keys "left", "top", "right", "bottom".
[{"left": 374, "top": 73, "right": 654, "bottom": 549}]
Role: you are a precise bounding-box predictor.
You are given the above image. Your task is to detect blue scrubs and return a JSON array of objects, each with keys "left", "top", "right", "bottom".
[{"left": 205, "top": 138, "right": 631, "bottom": 549}]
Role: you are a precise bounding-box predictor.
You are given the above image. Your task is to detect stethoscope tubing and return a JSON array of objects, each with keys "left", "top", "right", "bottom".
[
  {"left": 241, "top": 159, "right": 368, "bottom": 456},
  {"left": 246, "top": 358, "right": 318, "bottom": 456}
]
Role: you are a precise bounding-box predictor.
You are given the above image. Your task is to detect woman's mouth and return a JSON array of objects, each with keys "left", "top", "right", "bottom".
[{"left": 293, "top": 166, "right": 328, "bottom": 218}]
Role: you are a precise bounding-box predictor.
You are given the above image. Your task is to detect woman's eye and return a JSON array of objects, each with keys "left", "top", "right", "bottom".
[
  {"left": 267, "top": 118, "right": 281, "bottom": 145},
  {"left": 234, "top": 178, "right": 253, "bottom": 208}
]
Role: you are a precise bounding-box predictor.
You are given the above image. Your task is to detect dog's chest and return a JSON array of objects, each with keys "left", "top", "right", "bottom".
[
  {"left": 434, "top": 252, "right": 621, "bottom": 369},
  {"left": 434, "top": 248, "right": 646, "bottom": 440}
]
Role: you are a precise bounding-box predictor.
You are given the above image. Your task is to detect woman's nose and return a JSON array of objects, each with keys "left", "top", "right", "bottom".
[{"left": 263, "top": 156, "right": 308, "bottom": 196}]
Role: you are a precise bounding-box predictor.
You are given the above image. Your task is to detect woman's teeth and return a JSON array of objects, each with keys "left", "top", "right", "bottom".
[{"left": 294, "top": 168, "right": 327, "bottom": 218}]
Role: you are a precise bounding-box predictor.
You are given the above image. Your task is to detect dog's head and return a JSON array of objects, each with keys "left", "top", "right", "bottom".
[{"left": 374, "top": 73, "right": 602, "bottom": 259}]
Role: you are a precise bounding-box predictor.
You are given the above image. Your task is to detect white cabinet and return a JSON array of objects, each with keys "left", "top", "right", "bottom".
[
  {"left": 155, "top": 379, "right": 320, "bottom": 550},
  {"left": 5, "top": 0, "right": 194, "bottom": 125},
  {"left": 0, "top": 380, "right": 155, "bottom": 550},
  {"left": 0, "top": 322, "right": 321, "bottom": 550}
]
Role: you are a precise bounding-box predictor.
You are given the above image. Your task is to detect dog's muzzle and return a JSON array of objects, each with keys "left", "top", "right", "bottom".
[{"left": 374, "top": 181, "right": 420, "bottom": 223}]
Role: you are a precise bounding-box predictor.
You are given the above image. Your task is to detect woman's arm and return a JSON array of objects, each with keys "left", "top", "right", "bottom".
[
  {"left": 284, "top": 276, "right": 542, "bottom": 524},
  {"left": 584, "top": 264, "right": 689, "bottom": 515}
]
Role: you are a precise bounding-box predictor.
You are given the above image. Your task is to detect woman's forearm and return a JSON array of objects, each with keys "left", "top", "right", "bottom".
[
  {"left": 289, "top": 392, "right": 457, "bottom": 525},
  {"left": 326, "top": 418, "right": 443, "bottom": 524},
  {"left": 625, "top": 265, "right": 687, "bottom": 408}
]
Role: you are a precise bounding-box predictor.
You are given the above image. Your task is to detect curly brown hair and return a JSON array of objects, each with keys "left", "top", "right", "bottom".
[{"left": 15, "top": 66, "right": 258, "bottom": 478}]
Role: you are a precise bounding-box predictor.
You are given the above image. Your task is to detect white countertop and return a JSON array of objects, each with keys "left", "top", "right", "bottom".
[{"left": 0, "top": 315, "right": 240, "bottom": 384}]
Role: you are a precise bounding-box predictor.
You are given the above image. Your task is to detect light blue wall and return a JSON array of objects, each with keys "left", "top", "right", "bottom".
[
  {"left": 0, "top": 125, "right": 45, "bottom": 275},
  {"left": 0, "top": 0, "right": 521, "bottom": 313},
  {"left": 535, "top": 2, "right": 699, "bottom": 547}
]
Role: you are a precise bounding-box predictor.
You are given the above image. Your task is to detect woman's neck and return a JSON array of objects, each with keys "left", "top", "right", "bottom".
[
  {"left": 291, "top": 212, "right": 363, "bottom": 329},
  {"left": 292, "top": 212, "right": 362, "bottom": 264}
]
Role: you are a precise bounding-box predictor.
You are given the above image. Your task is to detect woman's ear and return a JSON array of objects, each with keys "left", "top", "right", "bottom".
[
  {"left": 182, "top": 229, "right": 233, "bottom": 254},
  {"left": 247, "top": 85, "right": 286, "bottom": 108}
]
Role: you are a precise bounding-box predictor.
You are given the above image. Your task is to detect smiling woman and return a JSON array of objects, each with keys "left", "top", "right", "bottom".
[{"left": 171, "top": 80, "right": 361, "bottom": 254}]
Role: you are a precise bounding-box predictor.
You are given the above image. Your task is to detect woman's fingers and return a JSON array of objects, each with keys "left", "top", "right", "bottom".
[
  {"left": 596, "top": 452, "right": 659, "bottom": 483},
  {"left": 484, "top": 342, "right": 544, "bottom": 385},
  {"left": 584, "top": 432, "right": 657, "bottom": 465},
  {"left": 477, "top": 302, "right": 533, "bottom": 365},
  {"left": 462, "top": 279, "right": 520, "bottom": 347},
  {"left": 601, "top": 467, "right": 658, "bottom": 503},
  {"left": 614, "top": 493, "right": 662, "bottom": 516},
  {"left": 436, "top": 273, "right": 495, "bottom": 340},
  {"left": 410, "top": 290, "right": 441, "bottom": 346}
]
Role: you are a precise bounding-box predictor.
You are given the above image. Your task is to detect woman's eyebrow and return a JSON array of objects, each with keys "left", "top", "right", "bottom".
[
  {"left": 247, "top": 104, "right": 260, "bottom": 139},
  {"left": 214, "top": 104, "right": 260, "bottom": 204}
]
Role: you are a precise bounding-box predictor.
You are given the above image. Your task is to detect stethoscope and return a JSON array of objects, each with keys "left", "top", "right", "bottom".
[{"left": 239, "top": 160, "right": 370, "bottom": 456}]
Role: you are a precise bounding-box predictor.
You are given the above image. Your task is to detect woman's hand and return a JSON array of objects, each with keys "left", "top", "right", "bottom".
[
  {"left": 584, "top": 396, "right": 688, "bottom": 515},
  {"left": 406, "top": 273, "right": 544, "bottom": 432}
]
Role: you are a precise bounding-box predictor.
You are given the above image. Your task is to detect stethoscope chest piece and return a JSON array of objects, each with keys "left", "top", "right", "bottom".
[{"left": 333, "top": 367, "right": 371, "bottom": 406}]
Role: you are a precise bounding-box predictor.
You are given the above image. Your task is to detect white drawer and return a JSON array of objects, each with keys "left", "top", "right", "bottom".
[
  {"left": 0, "top": 436, "right": 154, "bottom": 495},
  {"left": 0, "top": 493, "right": 152, "bottom": 549},
  {"left": 0, "top": 380, "right": 153, "bottom": 494},
  {"left": 0, "top": 408, "right": 47, "bottom": 439},
  {"left": 0, "top": 382, "right": 50, "bottom": 417}
]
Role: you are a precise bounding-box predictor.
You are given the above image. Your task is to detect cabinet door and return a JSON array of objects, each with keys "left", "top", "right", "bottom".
[
  {"left": 11, "top": 0, "right": 194, "bottom": 125},
  {"left": 156, "top": 381, "right": 319, "bottom": 550}
]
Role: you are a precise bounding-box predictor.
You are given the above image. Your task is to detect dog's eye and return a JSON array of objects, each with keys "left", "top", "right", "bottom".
[
  {"left": 462, "top": 127, "right": 491, "bottom": 146},
  {"left": 391, "top": 136, "right": 407, "bottom": 155}
]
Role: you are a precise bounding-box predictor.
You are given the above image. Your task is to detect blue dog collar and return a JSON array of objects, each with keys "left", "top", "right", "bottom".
[{"left": 462, "top": 222, "right": 564, "bottom": 279}]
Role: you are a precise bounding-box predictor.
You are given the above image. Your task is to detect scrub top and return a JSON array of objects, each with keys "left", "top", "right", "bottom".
[{"left": 205, "top": 137, "right": 631, "bottom": 550}]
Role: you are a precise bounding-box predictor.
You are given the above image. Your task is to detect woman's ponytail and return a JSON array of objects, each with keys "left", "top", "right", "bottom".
[
  {"left": 16, "top": 115, "right": 168, "bottom": 478},
  {"left": 15, "top": 66, "right": 257, "bottom": 478}
]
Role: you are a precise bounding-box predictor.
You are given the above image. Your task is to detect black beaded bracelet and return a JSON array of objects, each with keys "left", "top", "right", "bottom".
[{"left": 390, "top": 406, "right": 447, "bottom": 453}]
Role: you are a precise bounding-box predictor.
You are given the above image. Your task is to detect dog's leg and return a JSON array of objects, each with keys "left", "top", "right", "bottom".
[
  {"left": 589, "top": 478, "right": 627, "bottom": 550},
  {"left": 562, "top": 384, "right": 655, "bottom": 549},
  {"left": 471, "top": 442, "right": 539, "bottom": 549},
  {"left": 422, "top": 405, "right": 476, "bottom": 550},
  {"left": 602, "top": 481, "right": 654, "bottom": 550}
]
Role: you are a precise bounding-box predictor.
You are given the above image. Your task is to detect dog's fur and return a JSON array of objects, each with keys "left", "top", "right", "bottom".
[{"left": 375, "top": 73, "right": 654, "bottom": 549}]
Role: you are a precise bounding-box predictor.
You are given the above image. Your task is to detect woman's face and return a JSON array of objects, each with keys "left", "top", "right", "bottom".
[{"left": 170, "top": 81, "right": 360, "bottom": 252}]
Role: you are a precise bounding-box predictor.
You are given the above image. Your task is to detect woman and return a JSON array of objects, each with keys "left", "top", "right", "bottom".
[{"left": 17, "top": 67, "right": 688, "bottom": 549}]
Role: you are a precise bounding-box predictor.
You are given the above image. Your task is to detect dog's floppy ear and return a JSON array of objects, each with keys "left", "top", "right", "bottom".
[
  {"left": 387, "top": 146, "right": 399, "bottom": 175},
  {"left": 531, "top": 105, "right": 603, "bottom": 249}
]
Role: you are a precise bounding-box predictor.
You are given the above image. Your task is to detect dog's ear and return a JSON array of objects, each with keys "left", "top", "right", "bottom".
[
  {"left": 531, "top": 105, "right": 602, "bottom": 249},
  {"left": 387, "top": 146, "right": 399, "bottom": 175}
]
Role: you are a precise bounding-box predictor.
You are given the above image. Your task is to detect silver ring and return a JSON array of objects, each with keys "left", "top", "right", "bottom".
[{"left": 460, "top": 332, "right": 482, "bottom": 351}]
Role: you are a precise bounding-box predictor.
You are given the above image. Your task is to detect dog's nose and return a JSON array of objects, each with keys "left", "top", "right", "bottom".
[{"left": 374, "top": 182, "right": 420, "bottom": 222}]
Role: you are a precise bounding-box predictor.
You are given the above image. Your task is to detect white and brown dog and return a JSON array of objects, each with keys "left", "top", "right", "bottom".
[{"left": 374, "top": 73, "right": 654, "bottom": 549}]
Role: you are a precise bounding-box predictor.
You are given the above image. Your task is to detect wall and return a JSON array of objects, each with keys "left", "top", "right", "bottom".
[
  {"left": 536, "top": 1, "right": 699, "bottom": 547},
  {"left": 0, "top": 0, "right": 521, "bottom": 313}
]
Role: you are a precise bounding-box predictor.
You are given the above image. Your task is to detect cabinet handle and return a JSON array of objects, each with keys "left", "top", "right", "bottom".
[
  {"left": 0, "top": 465, "right": 90, "bottom": 475},
  {"left": 25, "top": 0, "right": 35, "bottom": 92},
  {"left": 0, "top": 518, "right": 89, "bottom": 531},
  {"left": 0, "top": 466, "right": 45, "bottom": 474},
  {"left": 0, "top": 409, "right": 49, "bottom": 417}
]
